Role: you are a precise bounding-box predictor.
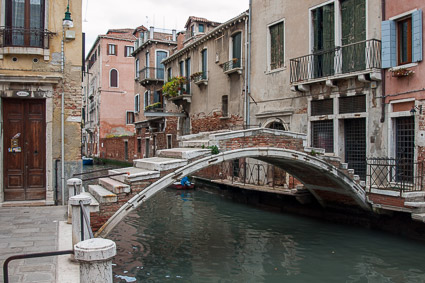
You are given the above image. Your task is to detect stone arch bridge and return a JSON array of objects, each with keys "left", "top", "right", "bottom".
[{"left": 82, "top": 128, "right": 370, "bottom": 238}]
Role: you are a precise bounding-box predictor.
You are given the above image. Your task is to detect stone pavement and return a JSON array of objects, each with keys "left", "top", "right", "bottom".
[{"left": 0, "top": 206, "right": 67, "bottom": 283}]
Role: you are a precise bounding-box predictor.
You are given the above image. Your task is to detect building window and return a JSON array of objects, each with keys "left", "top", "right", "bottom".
[
  {"left": 137, "top": 138, "right": 142, "bottom": 153},
  {"left": 110, "top": 69, "right": 118, "bottom": 87},
  {"left": 199, "top": 24, "right": 204, "bottom": 33},
  {"left": 124, "top": 46, "right": 134, "bottom": 57},
  {"left": 5, "top": 0, "right": 45, "bottom": 47},
  {"left": 268, "top": 21, "right": 284, "bottom": 70},
  {"left": 339, "top": 95, "right": 366, "bottom": 114},
  {"left": 167, "top": 68, "right": 172, "bottom": 80},
  {"left": 311, "top": 99, "right": 333, "bottom": 116},
  {"left": 395, "top": 116, "right": 415, "bottom": 183},
  {"left": 311, "top": 120, "right": 334, "bottom": 153},
  {"left": 167, "top": 134, "right": 172, "bottom": 149},
  {"left": 156, "top": 50, "right": 168, "bottom": 79},
  {"left": 185, "top": 58, "right": 191, "bottom": 93},
  {"left": 382, "top": 9, "right": 422, "bottom": 68},
  {"left": 222, "top": 95, "right": 228, "bottom": 117},
  {"left": 126, "top": 111, "right": 135, "bottom": 124},
  {"left": 144, "top": 91, "right": 150, "bottom": 108},
  {"left": 201, "top": 49, "right": 207, "bottom": 79},
  {"left": 191, "top": 25, "right": 194, "bottom": 37},
  {"left": 231, "top": 32, "right": 242, "bottom": 68},
  {"left": 108, "top": 44, "right": 117, "bottom": 55},
  {"left": 179, "top": 61, "right": 184, "bottom": 76},
  {"left": 135, "top": 94, "right": 140, "bottom": 113},
  {"left": 135, "top": 59, "right": 139, "bottom": 78}
]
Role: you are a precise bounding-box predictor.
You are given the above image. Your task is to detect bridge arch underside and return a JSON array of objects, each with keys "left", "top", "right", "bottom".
[{"left": 97, "top": 148, "right": 370, "bottom": 238}]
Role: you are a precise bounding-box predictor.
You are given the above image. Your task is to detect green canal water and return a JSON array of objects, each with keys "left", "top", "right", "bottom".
[{"left": 108, "top": 187, "right": 425, "bottom": 283}]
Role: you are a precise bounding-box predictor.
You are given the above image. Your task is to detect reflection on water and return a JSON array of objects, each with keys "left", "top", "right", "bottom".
[{"left": 109, "top": 188, "right": 425, "bottom": 283}]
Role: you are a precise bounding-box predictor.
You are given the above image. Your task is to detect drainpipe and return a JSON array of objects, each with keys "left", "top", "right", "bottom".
[
  {"left": 61, "top": 26, "right": 65, "bottom": 205},
  {"left": 247, "top": 0, "right": 252, "bottom": 127},
  {"left": 380, "top": 0, "right": 386, "bottom": 123},
  {"left": 244, "top": 16, "right": 248, "bottom": 126}
]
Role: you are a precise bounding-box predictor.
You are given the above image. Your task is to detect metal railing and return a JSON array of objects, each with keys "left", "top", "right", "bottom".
[
  {"left": 290, "top": 39, "right": 381, "bottom": 83},
  {"left": 3, "top": 250, "right": 74, "bottom": 283},
  {"left": 367, "top": 158, "right": 424, "bottom": 194},
  {"left": 192, "top": 71, "right": 207, "bottom": 83},
  {"left": 0, "top": 26, "right": 54, "bottom": 49},
  {"left": 139, "top": 67, "right": 165, "bottom": 81},
  {"left": 222, "top": 58, "right": 242, "bottom": 72}
]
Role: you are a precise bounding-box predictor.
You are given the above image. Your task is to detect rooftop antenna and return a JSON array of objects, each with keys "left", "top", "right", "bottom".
[
  {"left": 83, "top": 0, "right": 89, "bottom": 22},
  {"left": 146, "top": 16, "right": 149, "bottom": 27}
]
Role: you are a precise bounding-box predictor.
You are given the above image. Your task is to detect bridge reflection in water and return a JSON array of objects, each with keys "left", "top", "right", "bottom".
[{"left": 109, "top": 187, "right": 425, "bottom": 283}]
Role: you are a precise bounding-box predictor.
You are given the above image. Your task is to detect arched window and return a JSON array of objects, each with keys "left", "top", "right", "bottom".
[{"left": 110, "top": 69, "right": 118, "bottom": 87}]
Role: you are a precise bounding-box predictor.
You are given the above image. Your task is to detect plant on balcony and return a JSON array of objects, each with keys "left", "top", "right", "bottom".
[
  {"left": 162, "top": 76, "right": 187, "bottom": 98},
  {"left": 390, "top": 67, "right": 414, "bottom": 77},
  {"left": 145, "top": 102, "right": 162, "bottom": 111},
  {"left": 190, "top": 72, "right": 204, "bottom": 81}
]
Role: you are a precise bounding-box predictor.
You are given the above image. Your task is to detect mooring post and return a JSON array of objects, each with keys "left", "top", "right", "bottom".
[
  {"left": 69, "top": 194, "right": 91, "bottom": 246},
  {"left": 74, "top": 238, "right": 116, "bottom": 283},
  {"left": 67, "top": 178, "right": 83, "bottom": 223}
]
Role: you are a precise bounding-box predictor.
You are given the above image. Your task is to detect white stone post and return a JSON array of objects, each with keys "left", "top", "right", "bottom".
[
  {"left": 69, "top": 194, "right": 92, "bottom": 247},
  {"left": 67, "top": 178, "right": 83, "bottom": 223},
  {"left": 74, "top": 238, "right": 116, "bottom": 283}
]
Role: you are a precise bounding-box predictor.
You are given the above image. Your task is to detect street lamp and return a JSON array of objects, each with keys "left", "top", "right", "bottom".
[{"left": 63, "top": 0, "right": 74, "bottom": 28}]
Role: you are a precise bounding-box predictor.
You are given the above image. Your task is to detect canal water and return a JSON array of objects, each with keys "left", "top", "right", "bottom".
[{"left": 109, "top": 187, "right": 425, "bottom": 283}]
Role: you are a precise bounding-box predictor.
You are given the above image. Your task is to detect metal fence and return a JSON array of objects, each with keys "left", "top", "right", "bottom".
[
  {"left": 139, "top": 67, "right": 165, "bottom": 81},
  {"left": 0, "top": 27, "right": 54, "bottom": 49},
  {"left": 367, "top": 158, "right": 425, "bottom": 193},
  {"left": 222, "top": 58, "right": 241, "bottom": 72},
  {"left": 290, "top": 39, "right": 381, "bottom": 83}
]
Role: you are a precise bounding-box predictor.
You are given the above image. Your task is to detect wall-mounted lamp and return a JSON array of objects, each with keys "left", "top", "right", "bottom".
[
  {"left": 410, "top": 105, "right": 422, "bottom": 115},
  {"left": 63, "top": 0, "right": 73, "bottom": 28}
]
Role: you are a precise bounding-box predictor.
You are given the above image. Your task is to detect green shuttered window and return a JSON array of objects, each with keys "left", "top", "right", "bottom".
[{"left": 269, "top": 21, "right": 284, "bottom": 70}]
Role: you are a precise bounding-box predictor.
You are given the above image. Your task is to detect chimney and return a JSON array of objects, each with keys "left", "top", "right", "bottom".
[
  {"left": 149, "top": 26, "right": 154, "bottom": 39},
  {"left": 172, "top": 29, "right": 176, "bottom": 41}
]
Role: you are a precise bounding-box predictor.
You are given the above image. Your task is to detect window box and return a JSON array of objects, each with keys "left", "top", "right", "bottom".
[
  {"left": 191, "top": 72, "right": 208, "bottom": 85},
  {"left": 390, "top": 67, "right": 415, "bottom": 77}
]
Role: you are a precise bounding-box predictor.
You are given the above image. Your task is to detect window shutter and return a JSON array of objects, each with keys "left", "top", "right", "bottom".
[
  {"left": 381, "top": 20, "right": 396, "bottom": 68},
  {"left": 412, "top": 9, "right": 423, "bottom": 62}
]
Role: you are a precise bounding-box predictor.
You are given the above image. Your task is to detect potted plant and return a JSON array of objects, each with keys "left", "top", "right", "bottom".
[
  {"left": 390, "top": 68, "right": 414, "bottom": 77},
  {"left": 162, "top": 76, "right": 187, "bottom": 98}
]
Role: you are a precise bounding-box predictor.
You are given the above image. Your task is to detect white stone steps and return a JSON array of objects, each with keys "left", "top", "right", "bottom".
[
  {"left": 99, "top": 178, "right": 130, "bottom": 194},
  {"left": 108, "top": 167, "right": 160, "bottom": 183},
  {"left": 412, "top": 213, "right": 425, "bottom": 222},
  {"left": 179, "top": 140, "right": 210, "bottom": 148},
  {"left": 80, "top": 191, "right": 100, "bottom": 213},
  {"left": 133, "top": 157, "right": 187, "bottom": 171},
  {"left": 157, "top": 148, "right": 211, "bottom": 160},
  {"left": 404, "top": 202, "right": 425, "bottom": 208},
  {"left": 88, "top": 185, "right": 117, "bottom": 203}
]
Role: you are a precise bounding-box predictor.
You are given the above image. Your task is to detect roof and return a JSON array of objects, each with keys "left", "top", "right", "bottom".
[
  {"left": 133, "top": 25, "right": 148, "bottom": 36},
  {"left": 184, "top": 16, "right": 221, "bottom": 29},
  {"left": 102, "top": 28, "right": 136, "bottom": 41}
]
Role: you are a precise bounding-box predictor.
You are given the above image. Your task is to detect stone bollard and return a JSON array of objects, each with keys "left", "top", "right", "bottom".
[
  {"left": 69, "top": 194, "right": 92, "bottom": 247},
  {"left": 74, "top": 238, "right": 116, "bottom": 283},
  {"left": 67, "top": 178, "right": 83, "bottom": 223}
]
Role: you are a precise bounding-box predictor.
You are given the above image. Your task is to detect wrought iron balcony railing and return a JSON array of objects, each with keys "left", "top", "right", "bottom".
[
  {"left": 367, "top": 158, "right": 424, "bottom": 193},
  {"left": 222, "top": 58, "right": 242, "bottom": 74},
  {"left": 139, "top": 67, "right": 165, "bottom": 82},
  {"left": 191, "top": 71, "right": 208, "bottom": 85},
  {"left": 290, "top": 39, "right": 381, "bottom": 84},
  {"left": 0, "top": 27, "right": 54, "bottom": 49}
]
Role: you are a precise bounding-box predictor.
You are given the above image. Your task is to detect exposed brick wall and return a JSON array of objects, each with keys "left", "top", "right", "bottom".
[
  {"left": 100, "top": 136, "right": 136, "bottom": 162},
  {"left": 191, "top": 112, "right": 243, "bottom": 134},
  {"left": 368, "top": 193, "right": 405, "bottom": 208}
]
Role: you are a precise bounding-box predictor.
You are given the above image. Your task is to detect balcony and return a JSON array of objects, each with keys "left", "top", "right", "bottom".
[
  {"left": 290, "top": 39, "right": 381, "bottom": 86},
  {"left": 191, "top": 71, "right": 208, "bottom": 86},
  {"left": 222, "top": 58, "right": 242, "bottom": 75},
  {"left": 138, "top": 67, "right": 165, "bottom": 86},
  {"left": 0, "top": 27, "right": 54, "bottom": 60}
]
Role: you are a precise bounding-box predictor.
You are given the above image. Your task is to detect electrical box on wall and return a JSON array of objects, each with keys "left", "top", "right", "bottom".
[
  {"left": 65, "top": 30, "right": 76, "bottom": 40},
  {"left": 418, "top": 131, "right": 425, "bottom": 147}
]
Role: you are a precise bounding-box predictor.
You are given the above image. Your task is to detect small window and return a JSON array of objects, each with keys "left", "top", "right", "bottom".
[
  {"left": 199, "top": 24, "right": 204, "bottom": 33},
  {"left": 126, "top": 111, "right": 135, "bottom": 124},
  {"left": 179, "top": 61, "right": 184, "bottom": 76},
  {"left": 98, "top": 46, "right": 100, "bottom": 56},
  {"left": 167, "top": 134, "right": 172, "bottom": 149},
  {"left": 339, "top": 95, "right": 366, "bottom": 114},
  {"left": 201, "top": 49, "right": 207, "bottom": 78},
  {"left": 311, "top": 99, "right": 333, "bottom": 116},
  {"left": 108, "top": 44, "right": 117, "bottom": 55},
  {"left": 110, "top": 69, "right": 118, "bottom": 87},
  {"left": 167, "top": 68, "right": 172, "bottom": 80},
  {"left": 268, "top": 21, "right": 284, "bottom": 70},
  {"left": 222, "top": 95, "right": 228, "bottom": 117},
  {"left": 137, "top": 138, "right": 142, "bottom": 153},
  {"left": 135, "top": 94, "right": 140, "bottom": 113},
  {"left": 191, "top": 25, "right": 194, "bottom": 37},
  {"left": 125, "top": 46, "right": 134, "bottom": 57},
  {"left": 135, "top": 59, "right": 140, "bottom": 78},
  {"left": 398, "top": 17, "right": 412, "bottom": 65},
  {"left": 311, "top": 120, "right": 334, "bottom": 153},
  {"left": 144, "top": 91, "right": 150, "bottom": 108}
]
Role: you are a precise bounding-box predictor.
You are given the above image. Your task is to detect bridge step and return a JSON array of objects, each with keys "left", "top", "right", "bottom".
[
  {"left": 108, "top": 167, "right": 160, "bottom": 183},
  {"left": 133, "top": 157, "right": 188, "bottom": 171},
  {"left": 157, "top": 148, "right": 211, "bottom": 160},
  {"left": 99, "top": 178, "right": 130, "bottom": 194},
  {"left": 179, "top": 140, "right": 210, "bottom": 148},
  {"left": 404, "top": 201, "right": 425, "bottom": 208},
  {"left": 80, "top": 191, "right": 99, "bottom": 213},
  {"left": 404, "top": 191, "right": 425, "bottom": 202},
  {"left": 412, "top": 213, "right": 425, "bottom": 222},
  {"left": 88, "top": 185, "right": 117, "bottom": 203}
]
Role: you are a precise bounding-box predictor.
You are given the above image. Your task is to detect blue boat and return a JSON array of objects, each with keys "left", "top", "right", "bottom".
[{"left": 82, "top": 157, "right": 93, "bottom": 165}]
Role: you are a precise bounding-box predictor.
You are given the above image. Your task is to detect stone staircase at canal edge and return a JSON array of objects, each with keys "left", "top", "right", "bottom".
[{"left": 82, "top": 129, "right": 371, "bottom": 231}]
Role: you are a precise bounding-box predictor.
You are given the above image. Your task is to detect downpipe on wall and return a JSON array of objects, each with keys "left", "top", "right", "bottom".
[{"left": 61, "top": 26, "right": 65, "bottom": 205}]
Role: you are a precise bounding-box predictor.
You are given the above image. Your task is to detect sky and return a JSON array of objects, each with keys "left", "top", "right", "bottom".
[{"left": 82, "top": 0, "right": 249, "bottom": 55}]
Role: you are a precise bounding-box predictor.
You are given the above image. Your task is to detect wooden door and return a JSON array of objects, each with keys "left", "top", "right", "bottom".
[{"left": 3, "top": 99, "right": 46, "bottom": 201}]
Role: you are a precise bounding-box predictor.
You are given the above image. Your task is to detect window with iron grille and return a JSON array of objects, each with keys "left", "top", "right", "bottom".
[
  {"left": 269, "top": 21, "right": 284, "bottom": 70},
  {"left": 311, "top": 120, "right": 334, "bottom": 152},
  {"left": 339, "top": 95, "right": 366, "bottom": 114},
  {"left": 311, "top": 99, "right": 333, "bottom": 116},
  {"left": 268, "top": 122, "right": 285, "bottom": 130},
  {"left": 395, "top": 116, "right": 415, "bottom": 182},
  {"left": 344, "top": 118, "right": 366, "bottom": 180}
]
